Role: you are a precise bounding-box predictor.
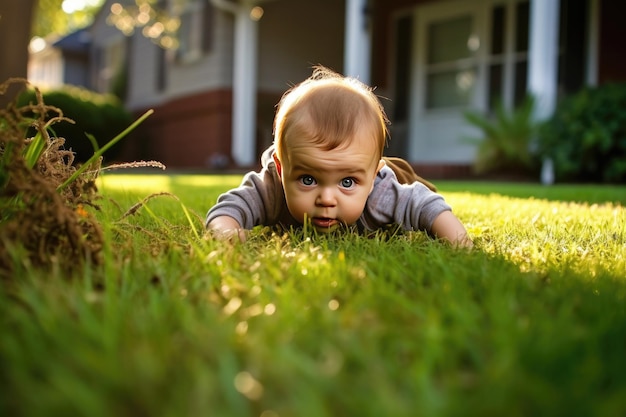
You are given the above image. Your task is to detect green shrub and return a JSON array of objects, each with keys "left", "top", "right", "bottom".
[
  {"left": 538, "top": 83, "right": 626, "bottom": 183},
  {"left": 463, "top": 96, "right": 538, "bottom": 177},
  {"left": 17, "top": 85, "right": 133, "bottom": 162}
]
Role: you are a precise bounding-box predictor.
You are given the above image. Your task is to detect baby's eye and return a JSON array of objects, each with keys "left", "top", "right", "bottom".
[
  {"left": 299, "top": 175, "right": 316, "bottom": 186},
  {"left": 340, "top": 178, "right": 355, "bottom": 188}
]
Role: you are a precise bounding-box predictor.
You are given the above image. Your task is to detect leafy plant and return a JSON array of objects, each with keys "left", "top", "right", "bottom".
[
  {"left": 538, "top": 83, "right": 626, "bottom": 183},
  {"left": 464, "top": 96, "right": 538, "bottom": 176}
]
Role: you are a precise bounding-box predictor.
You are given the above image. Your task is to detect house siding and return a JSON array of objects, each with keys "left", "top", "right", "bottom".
[
  {"left": 63, "top": 53, "right": 90, "bottom": 88},
  {"left": 165, "top": 8, "right": 235, "bottom": 100},
  {"left": 125, "top": 4, "right": 235, "bottom": 109}
]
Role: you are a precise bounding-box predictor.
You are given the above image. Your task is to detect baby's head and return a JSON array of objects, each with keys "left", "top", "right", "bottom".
[
  {"left": 272, "top": 66, "right": 389, "bottom": 231},
  {"left": 274, "top": 66, "right": 388, "bottom": 164}
]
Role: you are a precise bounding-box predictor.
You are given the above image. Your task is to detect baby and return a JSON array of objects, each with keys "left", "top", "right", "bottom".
[{"left": 206, "top": 66, "right": 472, "bottom": 247}]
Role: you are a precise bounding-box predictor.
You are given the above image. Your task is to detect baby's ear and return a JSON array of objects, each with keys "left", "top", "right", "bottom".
[
  {"left": 376, "top": 159, "right": 385, "bottom": 174},
  {"left": 273, "top": 153, "right": 282, "bottom": 178},
  {"left": 370, "top": 159, "right": 385, "bottom": 193}
]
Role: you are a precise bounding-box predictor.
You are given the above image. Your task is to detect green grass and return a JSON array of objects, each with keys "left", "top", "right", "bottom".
[{"left": 2, "top": 174, "right": 626, "bottom": 417}]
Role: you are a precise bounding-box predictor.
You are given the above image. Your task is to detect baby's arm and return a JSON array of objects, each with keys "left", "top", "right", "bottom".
[
  {"left": 207, "top": 215, "right": 247, "bottom": 242},
  {"left": 206, "top": 150, "right": 282, "bottom": 241},
  {"left": 431, "top": 211, "right": 473, "bottom": 248}
]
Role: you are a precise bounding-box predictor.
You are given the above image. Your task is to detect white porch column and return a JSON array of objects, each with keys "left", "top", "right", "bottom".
[
  {"left": 212, "top": 0, "right": 260, "bottom": 167},
  {"left": 586, "top": 0, "right": 599, "bottom": 86},
  {"left": 527, "top": 0, "right": 560, "bottom": 120},
  {"left": 344, "top": 0, "right": 371, "bottom": 83},
  {"left": 232, "top": 4, "right": 259, "bottom": 166}
]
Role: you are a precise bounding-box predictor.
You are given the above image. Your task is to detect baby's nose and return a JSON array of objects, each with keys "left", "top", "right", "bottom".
[{"left": 315, "top": 187, "right": 337, "bottom": 206}]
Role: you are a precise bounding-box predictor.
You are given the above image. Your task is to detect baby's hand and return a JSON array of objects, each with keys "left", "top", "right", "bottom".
[
  {"left": 431, "top": 211, "right": 473, "bottom": 249},
  {"left": 205, "top": 228, "right": 248, "bottom": 243},
  {"left": 206, "top": 216, "right": 248, "bottom": 243}
]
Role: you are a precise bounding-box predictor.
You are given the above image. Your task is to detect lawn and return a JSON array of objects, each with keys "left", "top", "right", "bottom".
[{"left": 1, "top": 174, "right": 625, "bottom": 417}]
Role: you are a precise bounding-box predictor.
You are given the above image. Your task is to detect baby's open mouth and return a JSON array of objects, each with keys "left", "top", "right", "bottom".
[{"left": 311, "top": 217, "right": 338, "bottom": 229}]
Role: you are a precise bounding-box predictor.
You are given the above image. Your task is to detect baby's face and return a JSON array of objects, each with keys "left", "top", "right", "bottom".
[{"left": 276, "top": 126, "right": 383, "bottom": 232}]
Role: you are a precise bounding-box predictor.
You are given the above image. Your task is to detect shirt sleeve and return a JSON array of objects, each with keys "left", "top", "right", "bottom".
[
  {"left": 361, "top": 165, "right": 452, "bottom": 233},
  {"left": 205, "top": 148, "right": 284, "bottom": 229}
]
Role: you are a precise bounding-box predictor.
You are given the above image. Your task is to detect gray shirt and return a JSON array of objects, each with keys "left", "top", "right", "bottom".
[{"left": 206, "top": 146, "right": 452, "bottom": 234}]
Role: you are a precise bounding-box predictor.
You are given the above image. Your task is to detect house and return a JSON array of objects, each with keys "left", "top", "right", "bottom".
[
  {"left": 83, "top": 0, "right": 624, "bottom": 176},
  {"left": 28, "top": 28, "right": 92, "bottom": 89}
]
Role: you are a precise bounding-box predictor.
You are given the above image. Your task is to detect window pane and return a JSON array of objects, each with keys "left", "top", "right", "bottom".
[
  {"left": 202, "top": 2, "right": 214, "bottom": 52},
  {"left": 426, "top": 69, "right": 475, "bottom": 109},
  {"left": 491, "top": 6, "right": 505, "bottom": 55},
  {"left": 97, "top": 41, "right": 124, "bottom": 94},
  {"left": 514, "top": 61, "right": 528, "bottom": 105},
  {"left": 488, "top": 63, "right": 503, "bottom": 111},
  {"left": 178, "top": 12, "right": 193, "bottom": 54},
  {"left": 515, "top": 1, "right": 529, "bottom": 52},
  {"left": 428, "top": 16, "right": 473, "bottom": 64}
]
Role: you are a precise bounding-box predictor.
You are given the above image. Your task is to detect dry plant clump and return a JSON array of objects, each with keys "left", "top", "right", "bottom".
[{"left": 0, "top": 79, "right": 161, "bottom": 279}]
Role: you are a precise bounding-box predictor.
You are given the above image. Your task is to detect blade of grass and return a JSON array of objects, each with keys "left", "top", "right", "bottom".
[
  {"left": 85, "top": 132, "right": 100, "bottom": 154},
  {"left": 57, "top": 109, "right": 154, "bottom": 193},
  {"left": 23, "top": 130, "right": 47, "bottom": 169},
  {"left": 179, "top": 202, "right": 200, "bottom": 240}
]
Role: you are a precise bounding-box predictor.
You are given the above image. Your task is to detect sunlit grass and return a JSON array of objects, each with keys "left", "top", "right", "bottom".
[
  {"left": 2, "top": 175, "right": 626, "bottom": 417},
  {"left": 97, "top": 173, "right": 242, "bottom": 206},
  {"left": 445, "top": 191, "right": 625, "bottom": 276},
  {"left": 98, "top": 173, "right": 243, "bottom": 193},
  {"left": 95, "top": 173, "right": 243, "bottom": 225}
]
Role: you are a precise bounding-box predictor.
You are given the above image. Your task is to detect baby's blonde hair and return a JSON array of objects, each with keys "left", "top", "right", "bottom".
[{"left": 273, "top": 66, "right": 388, "bottom": 163}]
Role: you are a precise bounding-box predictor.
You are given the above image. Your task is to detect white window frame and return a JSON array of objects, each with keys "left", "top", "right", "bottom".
[{"left": 486, "top": 0, "right": 530, "bottom": 111}]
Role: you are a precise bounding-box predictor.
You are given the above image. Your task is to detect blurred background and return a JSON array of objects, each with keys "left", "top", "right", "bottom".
[{"left": 1, "top": 0, "right": 625, "bottom": 181}]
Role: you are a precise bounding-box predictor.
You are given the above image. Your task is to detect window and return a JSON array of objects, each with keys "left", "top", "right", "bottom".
[
  {"left": 96, "top": 38, "right": 125, "bottom": 94},
  {"left": 424, "top": 15, "right": 479, "bottom": 109},
  {"left": 486, "top": 0, "right": 529, "bottom": 111},
  {"left": 487, "top": 5, "right": 505, "bottom": 110},
  {"left": 173, "top": 0, "right": 213, "bottom": 63}
]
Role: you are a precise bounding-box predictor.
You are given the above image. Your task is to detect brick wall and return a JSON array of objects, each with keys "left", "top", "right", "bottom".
[{"left": 122, "top": 89, "right": 233, "bottom": 169}]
